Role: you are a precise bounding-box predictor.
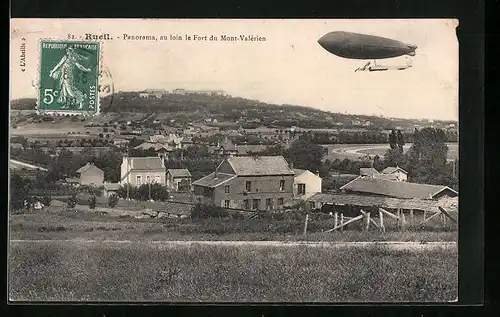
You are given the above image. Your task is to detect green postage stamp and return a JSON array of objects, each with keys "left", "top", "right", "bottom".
[{"left": 38, "top": 40, "right": 100, "bottom": 115}]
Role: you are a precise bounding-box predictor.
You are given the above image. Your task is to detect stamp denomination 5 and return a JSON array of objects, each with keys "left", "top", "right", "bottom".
[{"left": 38, "top": 40, "right": 100, "bottom": 115}]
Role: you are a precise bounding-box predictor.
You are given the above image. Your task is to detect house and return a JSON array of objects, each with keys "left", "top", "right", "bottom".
[
  {"left": 340, "top": 177, "right": 458, "bottom": 200},
  {"left": 359, "top": 167, "right": 398, "bottom": 181},
  {"left": 120, "top": 155, "right": 166, "bottom": 187},
  {"left": 134, "top": 142, "right": 174, "bottom": 160},
  {"left": 209, "top": 138, "right": 239, "bottom": 157},
  {"left": 192, "top": 156, "right": 295, "bottom": 210},
  {"left": 103, "top": 183, "right": 121, "bottom": 197},
  {"left": 166, "top": 169, "right": 192, "bottom": 192},
  {"left": 381, "top": 166, "right": 408, "bottom": 182},
  {"left": 293, "top": 169, "right": 322, "bottom": 200},
  {"left": 76, "top": 163, "right": 104, "bottom": 187},
  {"left": 359, "top": 167, "right": 380, "bottom": 177}
]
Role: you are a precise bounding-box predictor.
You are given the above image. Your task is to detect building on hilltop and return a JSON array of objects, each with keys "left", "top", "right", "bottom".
[
  {"left": 139, "top": 89, "right": 170, "bottom": 98},
  {"left": 120, "top": 155, "right": 166, "bottom": 187},
  {"left": 192, "top": 156, "right": 294, "bottom": 210},
  {"left": 76, "top": 162, "right": 104, "bottom": 187}
]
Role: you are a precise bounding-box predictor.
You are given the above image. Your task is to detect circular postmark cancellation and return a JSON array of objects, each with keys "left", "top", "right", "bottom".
[
  {"left": 98, "top": 63, "right": 115, "bottom": 113},
  {"left": 35, "top": 40, "right": 114, "bottom": 116}
]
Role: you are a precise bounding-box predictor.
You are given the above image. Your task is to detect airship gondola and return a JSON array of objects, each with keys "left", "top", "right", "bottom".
[{"left": 317, "top": 31, "right": 417, "bottom": 72}]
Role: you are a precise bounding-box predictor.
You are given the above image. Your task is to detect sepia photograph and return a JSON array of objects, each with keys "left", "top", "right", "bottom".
[{"left": 9, "top": 18, "right": 459, "bottom": 303}]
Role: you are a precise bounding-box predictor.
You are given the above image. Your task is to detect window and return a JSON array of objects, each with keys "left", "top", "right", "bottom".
[
  {"left": 244, "top": 199, "right": 250, "bottom": 210},
  {"left": 298, "top": 183, "right": 306, "bottom": 195},
  {"left": 246, "top": 181, "right": 252, "bottom": 192},
  {"left": 224, "top": 200, "right": 230, "bottom": 208},
  {"left": 146, "top": 175, "right": 151, "bottom": 183},
  {"left": 155, "top": 175, "right": 161, "bottom": 183},
  {"left": 310, "top": 201, "right": 316, "bottom": 209},
  {"left": 280, "top": 180, "right": 285, "bottom": 191},
  {"left": 277, "top": 198, "right": 284, "bottom": 206},
  {"left": 266, "top": 198, "right": 273, "bottom": 210},
  {"left": 252, "top": 199, "right": 260, "bottom": 210},
  {"left": 136, "top": 175, "right": 141, "bottom": 185},
  {"left": 225, "top": 185, "right": 230, "bottom": 194}
]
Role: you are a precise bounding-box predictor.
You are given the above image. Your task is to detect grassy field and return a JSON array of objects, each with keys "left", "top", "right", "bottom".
[
  {"left": 10, "top": 210, "right": 458, "bottom": 242},
  {"left": 9, "top": 241, "right": 457, "bottom": 302}
]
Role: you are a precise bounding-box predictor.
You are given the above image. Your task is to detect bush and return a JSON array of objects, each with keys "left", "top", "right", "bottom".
[
  {"left": 67, "top": 195, "right": 77, "bottom": 209},
  {"left": 88, "top": 195, "right": 97, "bottom": 209},
  {"left": 41, "top": 195, "right": 51, "bottom": 207},
  {"left": 108, "top": 194, "right": 119, "bottom": 208},
  {"left": 190, "top": 203, "right": 229, "bottom": 219}
]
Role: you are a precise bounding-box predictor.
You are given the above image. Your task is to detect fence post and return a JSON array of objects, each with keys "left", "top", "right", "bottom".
[
  {"left": 379, "top": 210, "right": 385, "bottom": 232},
  {"left": 340, "top": 213, "right": 344, "bottom": 232},
  {"left": 410, "top": 209, "right": 414, "bottom": 222},
  {"left": 365, "top": 211, "right": 371, "bottom": 231},
  {"left": 334, "top": 212, "right": 338, "bottom": 229},
  {"left": 303, "top": 213, "right": 309, "bottom": 235},
  {"left": 401, "top": 212, "right": 406, "bottom": 230}
]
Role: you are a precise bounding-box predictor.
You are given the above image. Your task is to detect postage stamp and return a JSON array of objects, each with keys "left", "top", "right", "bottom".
[{"left": 37, "top": 40, "right": 100, "bottom": 115}]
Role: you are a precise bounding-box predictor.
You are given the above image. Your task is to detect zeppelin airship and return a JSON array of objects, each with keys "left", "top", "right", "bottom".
[{"left": 317, "top": 31, "right": 418, "bottom": 72}]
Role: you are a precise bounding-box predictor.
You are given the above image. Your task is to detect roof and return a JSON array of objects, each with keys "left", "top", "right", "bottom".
[
  {"left": 360, "top": 167, "right": 380, "bottom": 176},
  {"left": 76, "top": 163, "right": 103, "bottom": 174},
  {"left": 192, "top": 172, "right": 237, "bottom": 188},
  {"left": 103, "top": 183, "right": 121, "bottom": 191},
  {"left": 372, "top": 174, "right": 399, "bottom": 181},
  {"left": 382, "top": 166, "right": 408, "bottom": 175},
  {"left": 134, "top": 142, "right": 174, "bottom": 152},
  {"left": 127, "top": 157, "right": 165, "bottom": 170},
  {"left": 293, "top": 168, "right": 307, "bottom": 176},
  {"left": 226, "top": 156, "right": 294, "bottom": 176},
  {"left": 167, "top": 169, "right": 192, "bottom": 178},
  {"left": 340, "top": 177, "right": 458, "bottom": 199},
  {"left": 307, "top": 193, "right": 449, "bottom": 213}
]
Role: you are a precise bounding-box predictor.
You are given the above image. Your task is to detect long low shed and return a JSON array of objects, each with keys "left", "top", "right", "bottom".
[{"left": 306, "top": 193, "right": 457, "bottom": 213}]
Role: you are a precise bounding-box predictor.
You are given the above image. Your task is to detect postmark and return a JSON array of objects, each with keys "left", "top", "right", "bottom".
[{"left": 37, "top": 40, "right": 100, "bottom": 115}]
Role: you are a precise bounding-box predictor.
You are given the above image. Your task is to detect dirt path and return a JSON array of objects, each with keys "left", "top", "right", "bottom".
[
  {"left": 10, "top": 239, "right": 456, "bottom": 251},
  {"left": 10, "top": 159, "right": 49, "bottom": 171}
]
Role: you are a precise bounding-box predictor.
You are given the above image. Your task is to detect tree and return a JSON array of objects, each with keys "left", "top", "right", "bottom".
[
  {"left": 407, "top": 127, "right": 453, "bottom": 186},
  {"left": 108, "top": 194, "right": 119, "bottom": 208},
  {"left": 396, "top": 129, "right": 405, "bottom": 152},
  {"left": 389, "top": 129, "right": 397, "bottom": 149},
  {"left": 286, "top": 137, "right": 325, "bottom": 172},
  {"left": 10, "top": 174, "right": 31, "bottom": 211},
  {"left": 88, "top": 195, "right": 97, "bottom": 209},
  {"left": 384, "top": 147, "right": 406, "bottom": 168}
]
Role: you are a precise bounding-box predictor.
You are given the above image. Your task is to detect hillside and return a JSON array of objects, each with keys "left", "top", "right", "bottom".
[{"left": 10, "top": 93, "right": 457, "bottom": 130}]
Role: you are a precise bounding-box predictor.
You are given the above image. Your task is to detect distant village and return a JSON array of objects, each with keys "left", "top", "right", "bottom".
[{"left": 10, "top": 90, "right": 459, "bottom": 217}]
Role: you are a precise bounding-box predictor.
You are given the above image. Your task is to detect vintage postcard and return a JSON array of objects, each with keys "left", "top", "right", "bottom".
[{"left": 9, "top": 19, "right": 459, "bottom": 302}]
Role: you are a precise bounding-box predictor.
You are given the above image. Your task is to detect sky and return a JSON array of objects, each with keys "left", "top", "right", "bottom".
[{"left": 10, "top": 19, "right": 459, "bottom": 120}]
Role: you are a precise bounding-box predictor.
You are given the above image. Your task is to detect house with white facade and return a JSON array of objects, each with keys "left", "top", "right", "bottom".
[
  {"left": 293, "top": 169, "right": 322, "bottom": 200},
  {"left": 381, "top": 166, "right": 408, "bottom": 182},
  {"left": 120, "top": 155, "right": 166, "bottom": 187}
]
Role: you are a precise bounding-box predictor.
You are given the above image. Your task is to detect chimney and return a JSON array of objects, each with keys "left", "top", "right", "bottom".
[
  {"left": 289, "top": 161, "right": 294, "bottom": 170},
  {"left": 315, "top": 170, "right": 320, "bottom": 177},
  {"left": 214, "top": 165, "right": 219, "bottom": 178}
]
